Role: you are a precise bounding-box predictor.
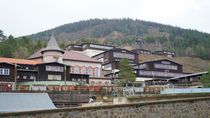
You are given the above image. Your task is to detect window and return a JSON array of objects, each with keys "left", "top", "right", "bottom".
[
  {"left": 30, "top": 76, "right": 34, "bottom": 80},
  {"left": 81, "top": 67, "right": 86, "bottom": 74},
  {"left": 138, "top": 64, "right": 147, "bottom": 69},
  {"left": 113, "top": 52, "right": 135, "bottom": 60},
  {"left": 0, "top": 69, "right": 2, "bottom": 75},
  {"left": 74, "top": 66, "right": 79, "bottom": 74},
  {"left": 103, "top": 63, "right": 111, "bottom": 70},
  {"left": 139, "top": 70, "right": 185, "bottom": 77},
  {"left": 0, "top": 68, "right": 10, "bottom": 75},
  {"left": 82, "top": 79, "right": 87, "bottom": 83},
  {"left": 17, "top": 75, "right": 20, "bottom": 79},
  {"left": 161, "top": 61, "right": 171, "bottom": 64},
  {"left": 91, "top": 81, "right": 95, "bottom": 85},
  {"left": 54, "top": 75, "right": 61, "bottom": 80},
  {"left": 46, "top": 66, "right": 63, "bottom": 72},
  {"left": 23, "top": 76, "right": 27, "bottom": 79},
  {"left": 4, "top": 69, "right": 9, "bottom": 75},
  {"left": 88, "top": 67, "right": 92, "bottom": 76},
  {"left": 89, "top": 44, "right": 113, "bottom": 50},
  {"left": 105, "top": 81, "right": 109, "bottom": 85},
  {"left": 94, "top": 68, "right": 99, "bottom": 77},
  {"left": 48, "top": 75, "right": 61, "bottom": 80},
  {"left": 71, "top": 67, "right": 74, "bottom": 73},
  {"left": 98, "top": 81, "right": 102, "bottom": 85},
  {"left": 154, "top": 64, "right": 178, "bottom": 70}
]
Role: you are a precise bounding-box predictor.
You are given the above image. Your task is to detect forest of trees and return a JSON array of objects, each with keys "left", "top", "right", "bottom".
[
  {"left": 0, "top": 30, "right": 46, "bottom": 58},
  {"left": 1, "top": 19, "right": 210, "bottom": 59},
  {"left": 29, "top": 19, "right": 210, "bottom": 59}
]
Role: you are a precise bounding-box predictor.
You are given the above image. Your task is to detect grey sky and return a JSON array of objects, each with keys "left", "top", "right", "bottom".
[{"left": 0, "top": 0, "right": 210, "bottom": 36}]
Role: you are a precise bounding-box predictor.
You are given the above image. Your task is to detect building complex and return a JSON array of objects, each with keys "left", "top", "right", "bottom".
[{"left": 0, "top": 34, "right": 206, "bottom": 91}]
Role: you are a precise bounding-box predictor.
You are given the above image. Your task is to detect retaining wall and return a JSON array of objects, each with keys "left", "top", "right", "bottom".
[{"left": 1, "top": 96, "right": 210, "bottom": 118}]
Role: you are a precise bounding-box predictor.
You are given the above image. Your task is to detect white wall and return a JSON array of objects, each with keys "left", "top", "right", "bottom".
[
  {"left": 43, "top": 51, "right": 63, "bottom": 63},
  {"left": 82, "top": 49, "right": 104, "bottom": 57}
]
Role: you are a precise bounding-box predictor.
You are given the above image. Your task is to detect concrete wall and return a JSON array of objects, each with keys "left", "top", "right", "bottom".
[{"left": 1, "top": 97, "right": 210, "bottom": 118}]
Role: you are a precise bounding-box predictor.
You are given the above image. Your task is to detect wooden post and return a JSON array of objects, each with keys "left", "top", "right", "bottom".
[{"left": 13, "top": 64, "right": 17, "bottom": 91}]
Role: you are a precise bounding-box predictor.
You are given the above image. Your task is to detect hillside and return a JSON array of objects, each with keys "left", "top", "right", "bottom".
[
  {"left": 28, "top": 18, "right": 210, "bottom": 60},
  {"left": 139, "top": 54, "right": 210, "bottom": 73}
]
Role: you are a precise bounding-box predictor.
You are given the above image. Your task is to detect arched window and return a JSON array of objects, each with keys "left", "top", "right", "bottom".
[
  {"left": 105, "top": 81, "right": 109, "bottom": 85},
  {"left": 94, "top": 67, "right": 99, "bottom": 77},
  {"left": 81, "top": 67, "right": 86, "bottom": 74},
  {"left": 88, "top": 67, "right": 92, "bottom": 76},
  {"left": 98, "top": 81, "right": 102, "bottom": 86},
  {"left": 74, "top": 66, "right": 79, "bottom": 74},
  {"left": 71, "top": 67, "right": 74, "bottom": 73},
  {"left": 91, "top": 81, "right": 95, "bottom": 85}
]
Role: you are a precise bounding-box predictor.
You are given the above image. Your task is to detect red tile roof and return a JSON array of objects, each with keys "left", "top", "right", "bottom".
[
  {"left": 62, "top": 50, "right": 102, "bottom": 63},
  {"left": 0, "top": 57, "right": 42, "bottom": 65},
  {"left": 28, "top": 49, "right": 102, "bottom": 63}
]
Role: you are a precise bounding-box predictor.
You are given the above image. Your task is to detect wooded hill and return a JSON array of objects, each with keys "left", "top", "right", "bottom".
[
  {"left": 1, "top": 18, "right": 210, "bottom": 72},
  {"left": 28, "top": 18, "right": 210, "bottom": 59}
]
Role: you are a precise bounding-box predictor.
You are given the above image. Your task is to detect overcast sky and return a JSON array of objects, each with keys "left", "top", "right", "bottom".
[{"left": 0, "top": 0, "right": 210, "bottom": 37}]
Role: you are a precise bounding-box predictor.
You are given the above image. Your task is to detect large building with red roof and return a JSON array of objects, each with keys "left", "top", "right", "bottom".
[{"left": 0, "top": 34, "right": 111, "bottom": 91}]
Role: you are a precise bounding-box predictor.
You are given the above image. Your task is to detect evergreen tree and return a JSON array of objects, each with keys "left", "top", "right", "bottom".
[
  {"left": 200, "top": 69, "right": 210, "bottom": 87},
  {"left": 0, "top": 30, "right": 6, "bottom": 41},
  {"left": 119, "top": 58, "right": 136, "bottom": 87}
]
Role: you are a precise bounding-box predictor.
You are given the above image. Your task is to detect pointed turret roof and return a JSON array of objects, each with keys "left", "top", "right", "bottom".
[{"left": 41, "top": 33, "right": 64, "bottom": 54}]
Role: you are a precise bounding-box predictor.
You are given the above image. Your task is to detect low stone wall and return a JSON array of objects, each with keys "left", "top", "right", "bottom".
[
  {"left": 48, "top": 92, "right": 91, "bottom": 107},
  {"left": 1, "top": 96, "right": 210, "bottom": 118}
]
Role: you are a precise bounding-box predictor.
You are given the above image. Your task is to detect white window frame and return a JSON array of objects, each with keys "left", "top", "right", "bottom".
[
  {"left": 48, "top": 74, "right": 62, "bottom": 80},
  {"left": 88, "top": 67, "right": 92, "bottom": 76},
  {"left": 74, "top": 66, "right": 79, "bottom": 74},
  {"left": 0, "top": 68, "right": 10, "bottom": 75},
  {"left": 94, "top": 67, "right": 99, "bottom": 77},
  {"left": 81, "top": 67, "right": 86, "bottom": 74},
  {"left": 46, "top": 66, "right": 64, "bottom": 72}
]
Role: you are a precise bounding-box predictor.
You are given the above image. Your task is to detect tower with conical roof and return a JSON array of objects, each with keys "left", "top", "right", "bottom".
[{"left": 41, "top": 33, "right": 64, "bottom": 63}]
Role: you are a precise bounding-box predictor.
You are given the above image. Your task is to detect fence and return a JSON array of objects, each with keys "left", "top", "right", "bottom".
[{"left": 161, "top": 88, "right": 210, "bottom": 94}]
